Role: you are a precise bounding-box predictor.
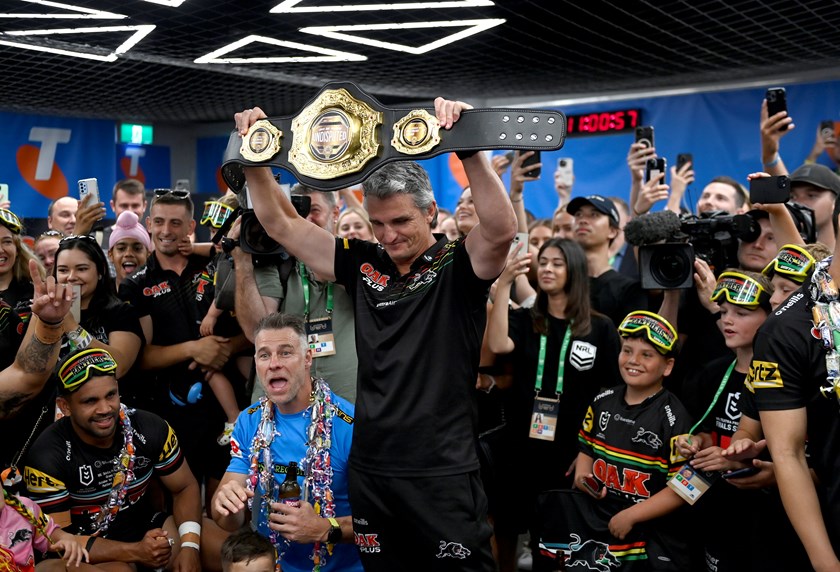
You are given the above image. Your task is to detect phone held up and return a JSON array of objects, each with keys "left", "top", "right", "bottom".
[
  {"left": 766, "top": 87, "right": 788, "bottom": 130},
  {"left": 645, "top": 157, "right": 666, "bottom": 184},
  {"left": 509, "top": 232, "right": 529, "bottom": 255},
  {"left": 78, "top": 178, "right": 100, "bottom": 206},
  {"left": 750, "top": 175, "right": 790, "bottom": 204},
  {"left": 676, "top": 153, "right": 693, "bottom": 173},
  {"left": 520, "top": 150, "right": 542, "bottom": 178},
  {"left": 0, "top": 184, "right": 8, "bottom": 205},
  {"left": 635, "top": 125, "right": 654, "bottom": 150},
  {"left": 820, "top": 120, "right": 836, "bottom": 144},
  {"left": 556, "top": 158, "right": 574, "bottom": 187}
]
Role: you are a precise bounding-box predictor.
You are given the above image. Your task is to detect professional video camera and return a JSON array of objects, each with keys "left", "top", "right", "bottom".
[
  {"left": 218, "top": 182, "right": 311, "bottom": 267},
  {"left": 625, "top": 203, "right": 815, "bottom": 289}
]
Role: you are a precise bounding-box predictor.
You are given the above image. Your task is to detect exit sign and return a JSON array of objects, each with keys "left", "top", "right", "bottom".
[{"left": 120, "top": 123, "right": 153, "bottom": 145}]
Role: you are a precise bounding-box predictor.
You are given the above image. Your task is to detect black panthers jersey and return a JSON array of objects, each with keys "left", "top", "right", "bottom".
[{"left": 24, "top": 409, "right": 183, "bottom": 541}]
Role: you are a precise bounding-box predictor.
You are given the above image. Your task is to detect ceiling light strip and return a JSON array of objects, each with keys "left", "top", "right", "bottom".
[
  {"left": 0, "top": 0, "right": 125, "bottom": 19},
  {"left": 194, "top": 34, "right": 366, "bottom": 64},
  {"left": 271, "top": 0, "right": 493, "bottom": 13},
  {"left": 0, "top": 24, "right": 155, "bottom": 60}
]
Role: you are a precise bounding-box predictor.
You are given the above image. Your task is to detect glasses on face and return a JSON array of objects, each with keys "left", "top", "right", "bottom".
[
  {"left": 0, "top": 209, "right": 22, "bottom": 235},
  {"left": 59, "top": 234, "right": 99, "bottom": 245},
  {"left": 58, "top": 349, "right": 118, "bottom": 392},
  {"left": 711, "top": 271, "right": 770, "bottom": 308},
  {"left": 200, "top": 201, "right": 234, "bottom": 229},
  {"left": 618, "top": 311, "right": 677, "bottom": 354},
  {"left": 39, "top": 230, "right": 64, "bottom": 239},
  {"left": 153, "top": 188, "right": 190, "bottom": 199},
  {"left": 762, "top": 244, "right": 816, "bottom": 283}
]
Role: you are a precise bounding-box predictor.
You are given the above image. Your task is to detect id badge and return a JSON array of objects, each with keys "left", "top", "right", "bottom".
[
  {"left": 306, "top": 317, "right": 336, "bottom": 357},
  {"left": 667, "top": 462, "right": 718, "bottom": 505},
  {"left": 529, "top": 396, "right": 559, "bottom": 441}
]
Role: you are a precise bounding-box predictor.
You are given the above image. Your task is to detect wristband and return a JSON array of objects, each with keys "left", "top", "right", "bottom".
[
  {"left": 326, "top": 517, "right": 342, "bottom": 544},
  {"left": 180, "top": 541, "right": 200, "bottom": 552},
  {"left": 67, "top": 326, "right": 93, "bottom": 352},
  {"left": 178, "top": 521, "right": 202, "bottom": 538},
  {"left": 37, "top": 316, "right": 64, "bottom": 326},
  {"left": 632, "top": 207, "right": 648, "bottom": 217},
  {"left": 85, "top": 537, "right": 97, "bottom": 552},
  {"left": 455, "top": 149, "right": 478, "bottom": 161},
  {"left": 763, "top": 153, "right": 780, "bottom": 168},
  {"left": 33, "top": 320, "right": 64, "bottom": 345}
]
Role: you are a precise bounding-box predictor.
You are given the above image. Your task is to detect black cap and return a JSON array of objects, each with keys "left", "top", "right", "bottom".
[
  {"left": 790, "top": 163, "right": 840, "bottom": 195},
  {"left": 566, "top": 195, "right": 620, "bottom": 227}
]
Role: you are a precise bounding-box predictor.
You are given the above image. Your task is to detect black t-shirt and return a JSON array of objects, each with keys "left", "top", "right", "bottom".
[
  {"left": 504, "top": 310, "right": 621, "bottom": 493},
  {"left": 682, "top": 354, "right": 743, "bottom": 448},
  {"left": 0, "top": 279, "right": 33, "bottom": 309},
  {"left": 750, "top": 286, "right": 840, "bottom": 546},
  {"left": 24, "top": 409, "right": 183, "bottom": 542},
  {"left": 333, "top": 236, "right": 492, "bottom": 476},
  {"left": 589, "top": 269, "right": 648, "bottom": 327}
]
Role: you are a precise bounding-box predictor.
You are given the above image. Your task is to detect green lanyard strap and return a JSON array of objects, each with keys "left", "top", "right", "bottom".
[
  {"left": 535, "top": 323, "right": 573, "bottom": 397},
  {"left": 689, "top": 360, "right": 737, "bottom": 436},
  {"left": 298, "top": 262, "right": 334, "bottom": 319}
]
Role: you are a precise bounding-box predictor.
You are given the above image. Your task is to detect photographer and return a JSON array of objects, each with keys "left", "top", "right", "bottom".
[{"left": 231, "top": 184, "right": 358, "bottom": 403}]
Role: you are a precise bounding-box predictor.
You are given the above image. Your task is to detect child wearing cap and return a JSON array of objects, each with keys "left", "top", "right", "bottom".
[{"left": 533, "top": 311, "right": 694, "bottom": 571}]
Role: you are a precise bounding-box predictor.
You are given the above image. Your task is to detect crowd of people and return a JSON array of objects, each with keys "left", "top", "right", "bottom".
[{"left": 0, "top": 93, "right": 839, "bottom": 572}]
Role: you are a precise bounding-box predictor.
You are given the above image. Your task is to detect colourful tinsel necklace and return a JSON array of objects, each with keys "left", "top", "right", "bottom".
[
  {"left": 92, "top": 404, "right": 136, "bottom": 536},
  {"left": 246, "top": 378, "right": 335, "bottom": 572},
  {"left": 808, "top": 256, "right": 840, "bottom": 402},
  {"left": 2, "top": 488, "right": 54, "bottom": 545}
]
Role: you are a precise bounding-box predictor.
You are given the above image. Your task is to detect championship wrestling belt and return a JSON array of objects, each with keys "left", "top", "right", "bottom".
[{"left": 221, "top": 80, "right": 567, "bottom": 192}]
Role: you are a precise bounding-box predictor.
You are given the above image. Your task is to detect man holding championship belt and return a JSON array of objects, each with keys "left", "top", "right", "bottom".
[{"left": 234, "top": 96, "right": 517, "bottom": 571}]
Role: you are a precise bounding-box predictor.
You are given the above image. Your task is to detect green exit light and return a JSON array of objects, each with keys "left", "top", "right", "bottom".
[{"left": 120, "top": 123, "right": 153, "bottom": 145}]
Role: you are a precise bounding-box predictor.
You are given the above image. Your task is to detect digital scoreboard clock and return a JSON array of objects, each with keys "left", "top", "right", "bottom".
[{"left": 565, "top": 108, "right": 642, "bottom": 137}]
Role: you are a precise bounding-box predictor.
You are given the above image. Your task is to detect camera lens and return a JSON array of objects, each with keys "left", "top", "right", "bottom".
[
  {"left": 560, "top": 160, "right": 567, "bottom": 167},
  {"left": 651, "top": 248, "right": 692, "bottom": 288}
]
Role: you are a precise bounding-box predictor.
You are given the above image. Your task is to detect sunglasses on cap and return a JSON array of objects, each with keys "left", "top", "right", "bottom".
[
  {"left": 0, "top": 209, "right": 22, "bottom": 234},
  {"left": 153, "top": 188, "right": 190, "bottom": 199},
  {"left": 618, "top": 311, "right": 677, "bottom": 354},
  {"left": 58, "top": 348, "right": 118, "bottom": 392},
  {"left": 200, "top": 201, "right": 234, "bottom": 229},
  {"left": 711, "top": 271, "right": 770, "bottom": 308},
  {"left": 762, "top": 244, "right": 815, "bottom": 282}
]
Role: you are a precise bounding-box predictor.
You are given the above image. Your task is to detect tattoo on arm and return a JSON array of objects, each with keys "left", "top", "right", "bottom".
[
  {"left": 18, "top": 335, "right": 57, "bottom": 374},
  {"left": 0, "top": 391, "right": 33, "bottom": 419}
]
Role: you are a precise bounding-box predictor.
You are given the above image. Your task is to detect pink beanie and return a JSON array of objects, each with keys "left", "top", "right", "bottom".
[{"left": 109, "top": 211, "right": 151, "bottom": 250}]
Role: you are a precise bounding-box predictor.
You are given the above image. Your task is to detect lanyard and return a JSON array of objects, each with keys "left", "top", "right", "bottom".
[
  {"left": 298, "top": 262, "right": 333, "bottom": 318},
  {"left": 689, "top": 360, "right": 737, "bottom": 435},
  {"left": 535, "top": 323, "right": 573, "bottom": 396}
]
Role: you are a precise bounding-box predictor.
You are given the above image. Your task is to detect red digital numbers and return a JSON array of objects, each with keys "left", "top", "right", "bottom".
[{"left": 565, "top": 108, "right": 642, "bottom": 137}]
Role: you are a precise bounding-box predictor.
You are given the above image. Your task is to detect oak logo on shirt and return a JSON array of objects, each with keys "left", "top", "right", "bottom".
[
  {"left": 748, "top": 360, "right": 783, "bottom": 389},
  {"left": 359, "top": 263, "right": 389, "bottom": 291},
  {"left": 592, "top": 458, "right": 651, "bottom": 498},
  {"left": 142, "top": 281, "right": 171, "bottom": 298}
]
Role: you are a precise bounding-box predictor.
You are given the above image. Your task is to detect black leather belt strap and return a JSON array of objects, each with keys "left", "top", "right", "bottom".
[{"left": 221, "top": 80, "right": 566, "bottom": 192}]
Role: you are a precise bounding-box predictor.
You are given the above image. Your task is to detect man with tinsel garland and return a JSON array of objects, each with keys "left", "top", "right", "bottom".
[
  {"left": 24, "top": 348, "right": 212, "bottom": 572},
  {"left": 749, "top": 174, "right": 840, "bottom": 572},
  {"left": 211, "top": 313, "right": 360, "bottom": 572}
]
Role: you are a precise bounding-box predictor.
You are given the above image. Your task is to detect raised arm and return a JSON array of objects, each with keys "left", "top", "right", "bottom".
[
  {"left": 435, "top": 99, "right": 517, "bottom": 279},
  {"left": 760, "top": 98, "right": 793, "bottom": 176},
  {"left": 0, "top": 260, "right": 72, "bottom": 419},
  {"left": 235, "top": 107, "right": 337, "bottom": 281}
]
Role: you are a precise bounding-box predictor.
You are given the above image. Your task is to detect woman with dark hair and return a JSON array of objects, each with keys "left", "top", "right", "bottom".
[
  {"left": 485, "top": 237, "right": 622, "bottom": 572},
  {"left": 54, "top": 235, "right": 144, "bottom": 394}
]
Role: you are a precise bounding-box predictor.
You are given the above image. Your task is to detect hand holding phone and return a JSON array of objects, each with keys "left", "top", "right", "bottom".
[
  {"left": 750, "top": 175, "right": 790, "bottom": 204},
  {"left": 519, "top": 150, "right": 542, "bottom": 178},
  {"left": 722, "top": 466, "right": 760, "bottom": 479},
  {"left": 820, "top": 120, "right": 836, "bottom": 145},
  {"left": 635, "top": 125, "right": 655, "bottom": 150},
  {"left": 0, "top": 184, "right": 8, "bottom": 206},
  {"left": 766, "top": 87, "right": 788, "bottom": 130},
  {"left": 582, "top": 475, "right": 604, "bottom": 496},
  {"left": 645, "top": 157, "right": 666, "bottom": 184},
  {"left": 509, "top": 232, "right": 529, "bottom": 254},
  {"left": 556, "top": 158, "right": 574, "bottom": 187},
  {"left": 676, "top": 153, "right": 693, "bottom": 173},
  {"left": 70, "top": 284, "right": 81, "bottom": 322},
  {"left": 78, "top": 178, "right": 100, "bottom": 207}
]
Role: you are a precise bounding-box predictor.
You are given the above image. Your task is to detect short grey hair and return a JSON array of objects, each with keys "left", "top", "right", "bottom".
[
  {"left": 254, "top": 312, "right": 307, "bottom": 351},
  {"left": 362, "top": 162, "right": 437, "bottom": 223}
]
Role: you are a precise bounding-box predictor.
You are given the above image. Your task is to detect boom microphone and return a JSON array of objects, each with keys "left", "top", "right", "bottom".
[{"left": 623, "top": 210, "right": 682, "bottom": 246}]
